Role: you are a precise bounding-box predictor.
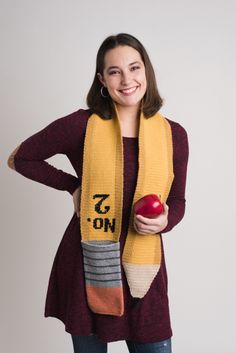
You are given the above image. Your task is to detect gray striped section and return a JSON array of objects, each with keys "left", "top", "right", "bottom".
[
  {"left": 84, "top": 264, "right": 120, "bottom": 274},
  {"left": 84, "top": 279, "right": 122, "bottom": 288},
  {"left": 81, "top": 240, "right": 122, "bottom": 288},
  {"left": 83, "top": 257, "right": 120, "bottom": 267}
]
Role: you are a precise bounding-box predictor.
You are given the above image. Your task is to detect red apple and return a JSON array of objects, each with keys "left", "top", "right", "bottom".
[{"left": 133, "top": 194, "right": 164, "bottom": 218}]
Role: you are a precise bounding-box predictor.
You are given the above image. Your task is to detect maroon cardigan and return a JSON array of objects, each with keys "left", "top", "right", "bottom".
[{"left": 11, "top": 108, "right": 189, "bottom": 343}]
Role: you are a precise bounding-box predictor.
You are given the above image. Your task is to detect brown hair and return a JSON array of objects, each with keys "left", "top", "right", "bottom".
[{"left": 86, "top": 33, "right": 163, "bottom": 119}]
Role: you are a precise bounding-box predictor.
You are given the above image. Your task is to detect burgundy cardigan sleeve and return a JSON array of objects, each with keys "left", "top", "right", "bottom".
[
  {"left": 7, "top": 110, "right": 83, "bottom": 195},
  {"left": 161, "top": 119, "right": 189, "bottom": 233}
]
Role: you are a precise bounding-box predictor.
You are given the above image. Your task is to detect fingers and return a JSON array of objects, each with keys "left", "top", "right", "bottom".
[
  {"left": 133, "top": 203, "right": 169, "bottom": 234},
  {"left": 72, "top": 186, "right": 80, "bottom": 198},
  {"left": 133, "top": 220, "right": 157, "bottom": 234},
  {"left": 73, "top": 187, "right": 81, "bottom": 218},
  {"left": 133, "top": 214, "right": 158, "bottom": 234},
  {"left": 133, "top": 221, "right": 139, "bottom": 233},
  {"left": 73, "top": 207, "right": 80, "bottom": 218},
  {"left": 134, "top": 213, "right": 156, "bottom": 225}
]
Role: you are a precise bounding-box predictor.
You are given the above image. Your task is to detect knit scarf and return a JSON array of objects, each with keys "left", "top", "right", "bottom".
[{"left": 80, "top": 103, "right": 174, "bottom": 316}]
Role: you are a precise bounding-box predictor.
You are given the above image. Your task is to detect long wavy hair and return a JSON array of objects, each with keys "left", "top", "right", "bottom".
[{"left": 86, "top": 33, "right": 163, "bottom": 119}]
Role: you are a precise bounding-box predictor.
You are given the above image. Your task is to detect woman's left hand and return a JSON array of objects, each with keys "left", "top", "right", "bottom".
[{"left": 133, "top": 203, "right": 169, "bottom": 235}]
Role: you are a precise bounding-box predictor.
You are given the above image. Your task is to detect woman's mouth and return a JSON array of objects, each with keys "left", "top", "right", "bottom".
[{"left": 119, "top": 86, "right": 139, "bottom": 96}]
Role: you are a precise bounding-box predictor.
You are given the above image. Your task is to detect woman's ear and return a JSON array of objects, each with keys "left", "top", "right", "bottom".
[{"left": 97, "top": 73, "right": 106, "bottom": 87}]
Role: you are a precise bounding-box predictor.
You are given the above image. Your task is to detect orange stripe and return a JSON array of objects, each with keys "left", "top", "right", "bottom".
[{"left": 86, "top": 286, "right": 124, "bottom": 316}]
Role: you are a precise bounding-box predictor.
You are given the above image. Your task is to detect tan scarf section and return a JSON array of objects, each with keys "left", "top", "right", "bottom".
[{"left": 79, "top": 104, "right": 174, "bottom": 316}]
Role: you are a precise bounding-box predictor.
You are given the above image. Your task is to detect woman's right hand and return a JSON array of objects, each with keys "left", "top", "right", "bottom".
[{"left": 73, "top": 186, "right": 81, "bottom": 217}]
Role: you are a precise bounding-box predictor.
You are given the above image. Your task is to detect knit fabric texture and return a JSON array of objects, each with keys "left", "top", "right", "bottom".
[{"left": 80, "top": 105, "right": 174, "bottom": 316}]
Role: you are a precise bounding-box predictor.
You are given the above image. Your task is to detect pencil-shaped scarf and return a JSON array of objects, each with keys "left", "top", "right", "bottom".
[{"left": 80, "top": 103, "right": 174, "bottom": 316}]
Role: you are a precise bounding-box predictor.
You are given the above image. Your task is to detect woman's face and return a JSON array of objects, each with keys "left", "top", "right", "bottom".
[{"left": 98, "top": 45, "right": 147, "bottom": 110}]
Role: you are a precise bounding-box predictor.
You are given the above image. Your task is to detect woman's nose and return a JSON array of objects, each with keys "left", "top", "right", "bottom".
[{"left": 121, "top": 71, "right": 132, "bottom": 85}]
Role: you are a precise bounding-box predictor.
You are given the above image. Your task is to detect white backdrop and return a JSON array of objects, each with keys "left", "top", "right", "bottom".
[{"left": 1, "top": 1, "right": 236, "bottom": 352}]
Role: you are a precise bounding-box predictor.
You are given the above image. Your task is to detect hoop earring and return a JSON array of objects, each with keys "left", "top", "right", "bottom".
[{"left": 101, "top": 86, "right": 109, "bottom": 98}]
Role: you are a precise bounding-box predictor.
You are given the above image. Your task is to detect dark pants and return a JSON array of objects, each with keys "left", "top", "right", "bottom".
[{"left": 71, "top": 334, "right": 172, "bottom": 353}]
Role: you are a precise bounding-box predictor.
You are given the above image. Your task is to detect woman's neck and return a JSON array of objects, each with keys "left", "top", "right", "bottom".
[
  {"left": 114, "top": 103, "right": 140, "bottom": 137},
  {"left": 115, "top": 103, "right": 140, "bottom": 123}
]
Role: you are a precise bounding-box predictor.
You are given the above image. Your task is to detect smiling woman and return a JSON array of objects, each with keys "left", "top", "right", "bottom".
[
  {"left": 7, "top": 32, "right": 189, "bottom": 353},
  {"left": 87, "top": 33, "right": 163, "bottom": 120},
  {"left": 97, "top": 46, "right": 147, "bottom": 114}
]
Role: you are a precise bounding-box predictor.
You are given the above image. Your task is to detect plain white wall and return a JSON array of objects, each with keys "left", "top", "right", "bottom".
[{"left": 1, "top": 0, "right": 236, "bottom": 352}]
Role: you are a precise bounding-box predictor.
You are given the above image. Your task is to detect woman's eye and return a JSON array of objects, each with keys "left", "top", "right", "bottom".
[
  {"left": 131, "top": 66, "right": 140, "bottom": 71},
  {"left": 109, "top": 70, "right": 120, "bottom": 75}
]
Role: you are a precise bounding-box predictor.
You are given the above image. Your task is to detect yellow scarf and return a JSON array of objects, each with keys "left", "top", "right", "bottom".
[{"left": 80, "top": 103, "right": 174, "bottom": 316}]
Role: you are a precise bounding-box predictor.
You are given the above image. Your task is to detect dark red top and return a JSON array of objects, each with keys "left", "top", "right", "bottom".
[{"left": 12, "top": 108, "right": 189, "bottom": 343}]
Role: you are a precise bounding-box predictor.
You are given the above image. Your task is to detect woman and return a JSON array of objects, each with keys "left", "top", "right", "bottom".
[{"left": 7, "top": 33, "right": 189, "bottom": 353}]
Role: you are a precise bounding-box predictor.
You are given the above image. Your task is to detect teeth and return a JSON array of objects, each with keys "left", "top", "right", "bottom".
[{"left": 121, "top": 87, "right": 137, "bottom": 94}]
